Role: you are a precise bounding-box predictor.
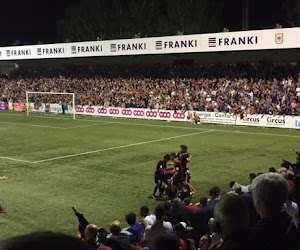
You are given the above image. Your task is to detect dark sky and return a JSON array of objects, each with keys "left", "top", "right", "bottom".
[
  {"left": 0, "top": 0, "right": 284, "bottom": 46},
  {"left": 0, "top": 0, "right": 72, "bottom": 46}
]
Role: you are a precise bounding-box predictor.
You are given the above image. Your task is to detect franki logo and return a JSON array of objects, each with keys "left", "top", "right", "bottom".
[
  {"left": 266, "top": 117, "right": 285, "bottom": 124},
  {"left": 208, "top": 36, "right": 258, "bottom": 47}
]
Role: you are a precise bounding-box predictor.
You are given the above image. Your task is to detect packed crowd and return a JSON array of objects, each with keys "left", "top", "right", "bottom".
[
  {"left": 1, "top": 151, "right": 300, "bottom": 250},
  {"left": 1, "top": 63, "right": 300, "bottom": 115}
]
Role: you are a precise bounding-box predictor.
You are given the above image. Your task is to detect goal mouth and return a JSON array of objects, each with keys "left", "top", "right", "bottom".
[{"left": 26, "top": 92, "right": 76, "bottom": 120}]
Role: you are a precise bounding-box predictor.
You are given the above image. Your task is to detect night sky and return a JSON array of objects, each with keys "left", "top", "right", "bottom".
[{"left": 0, "top": 0, "right": 285, "bottom": 46}]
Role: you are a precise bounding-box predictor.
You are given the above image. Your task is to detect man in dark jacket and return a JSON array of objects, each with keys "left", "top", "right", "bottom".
[{"left": 251, "top": 173, "right": 300, "bottom": 250}]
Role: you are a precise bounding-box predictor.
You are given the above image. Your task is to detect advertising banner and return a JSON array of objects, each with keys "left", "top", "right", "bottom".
[
  {"left": 190, "top": 111, "right": 236, "bottom": 125},
  {"left": 1, "top": 28, "right": 300, "bottom": 60},
  {"left": 0, "top": 102, "right": 9, "bottom": 111},
  {"left": 13, "top": 103, "right": 26, "bottom": 112}
]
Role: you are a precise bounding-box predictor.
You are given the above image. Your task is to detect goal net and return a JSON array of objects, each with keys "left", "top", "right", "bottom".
[{"left": 26, "top": 92, "right": 76, "bottom": 119}]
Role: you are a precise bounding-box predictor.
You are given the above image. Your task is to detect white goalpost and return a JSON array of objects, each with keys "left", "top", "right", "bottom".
[{"left": 26, "top": 91, "right": 76, "bottom": 120}]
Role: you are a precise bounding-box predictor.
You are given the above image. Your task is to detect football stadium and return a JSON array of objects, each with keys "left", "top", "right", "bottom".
[{"left": 0, "top": 1, "right": 300, "bottom": 250}]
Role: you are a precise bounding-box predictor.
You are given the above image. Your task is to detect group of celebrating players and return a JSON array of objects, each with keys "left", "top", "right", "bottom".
[{"left": 153, "top": 145, "right": 195, "bottom": 201}]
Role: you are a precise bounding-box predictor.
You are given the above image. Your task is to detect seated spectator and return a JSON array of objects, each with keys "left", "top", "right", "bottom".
[
  {"left": 251, "top": 173, "right": 300, "bottom": 250},
  {"left": 229, "top": 181, "right": 249, "bottom": 193},
  {"left": 154, "top": 231, "right": 181, "bottom": 250},
  {"left": 84, "top": 224, "right": 108, "bottom": 249},
  {"left": 281, "top": 191, "right": 299, "bottom": 220},
  {"left": 198, "top": 234, "right": 212, "bottom": 250},
  {"left": 104, "top": 221, "right": 131, "bottom": 250},
  {"left": 173, "top": 222, "right": 196, "bottom": 250},
  {"left": 140, "top": 206, "right": 156, "bottom": 228},
  {"left": 125, "top": 213, "right": 143, "bottom": 245},
  {"left": 208, "top": 187, "right": 220, "bottom": 207},
  {"left": 190, "top": 197, "right": 214, "bottom": 248},
  {"left": 210, "top": 194, "right": 252, "bottom": 250},
  {"left": 143, "top": 204, "right": 172, "bottom": 249},
  {"left": 71, "top": 206, "right": 107, "bottom": 247},
  {"left": 0, "top": 231, "right": 92, "bottom": 250}
]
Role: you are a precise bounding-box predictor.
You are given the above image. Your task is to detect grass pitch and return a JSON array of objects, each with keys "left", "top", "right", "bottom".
[{"left": 0, "top": 111, "right": 299, "bottom": 239}]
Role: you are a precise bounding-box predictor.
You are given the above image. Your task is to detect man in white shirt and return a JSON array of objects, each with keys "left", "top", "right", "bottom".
[
  {"left": 143, "top": 204, "right": 172, "bottom": 249},
  {"left": 140, "top": 206, "right": 156, "bottom": 228},
  {"left": 281, "top": 191, "right": 299, "bottom": 220}
]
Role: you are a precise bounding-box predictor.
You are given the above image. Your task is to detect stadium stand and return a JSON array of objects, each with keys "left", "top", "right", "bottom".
[{"left": 1, "top": 63, "right": 300, "bottom": 115}]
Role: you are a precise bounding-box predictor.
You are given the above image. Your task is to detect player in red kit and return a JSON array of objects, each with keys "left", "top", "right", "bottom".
[
  {"left": 177, "top": 145, "right": 192, "bottom": 183},
  {"left": 153, "top": 154, "right": 170, "bottom": 198}
]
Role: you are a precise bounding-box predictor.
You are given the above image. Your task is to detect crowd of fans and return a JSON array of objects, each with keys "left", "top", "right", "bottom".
[
  {"left": 1, "top": 63, "right": 300, "bottom": 115},
  {"left": 1, "top": 151, "right": 299, "bottom": 250}
]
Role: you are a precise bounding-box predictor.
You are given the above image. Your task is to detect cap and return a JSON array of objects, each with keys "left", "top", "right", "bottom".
[{"left": 180, "top": 222, "right": 193, "bottom": 231}]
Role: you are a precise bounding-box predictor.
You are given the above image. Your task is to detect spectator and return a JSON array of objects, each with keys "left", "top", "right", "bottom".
[
  {"left": 251, "top": 173, "right": 300, "bottom": 250},
  {"left": 208, "top": 187, "right": 220, "bottom": 207},
  {"left": 154, "top": 231, "right": 181, "bottom": 250},
  {"left": 210, "top": 194, "right": 252, "bottom": 250},
  {"left": 104, "top": 221, "right": 131, "bottom": 250},
  {"left": 190, "top": 197, "right": 214, "bottom": 248},
  {"left": 198, "top": 234, "right": 212, "bottom": 250},
  {"left": 143, "top": 204, "right": 172, "bottom": 249},
  {"left": 183, "top": 197, "right": 198, "bottom": 225},
  {"left": 0, "top": 231, "right": 92, "bottom": 250},
  {"left": 281, "top": 191, "right": 299, "bottom": 220},
  {"left": 140, "top": 206, "right": 156, "bottom": 228},
  {"left": 173, "top": 222, "right": 196, "bottom": 250},
  {"left": 125, "top": 213, "right": 143, "bottom": 245},
  {"left": 168, "top": 198, "right": 188, "bottom": 225}
]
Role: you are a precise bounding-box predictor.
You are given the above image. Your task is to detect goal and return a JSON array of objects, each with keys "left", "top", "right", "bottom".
[{"left": 26, "top": 92, "right": 76, "bottom": 120}]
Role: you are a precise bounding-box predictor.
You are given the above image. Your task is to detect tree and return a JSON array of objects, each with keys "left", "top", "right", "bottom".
[{"left": 57, "top": 0, "right": 224, "bottom": 42}]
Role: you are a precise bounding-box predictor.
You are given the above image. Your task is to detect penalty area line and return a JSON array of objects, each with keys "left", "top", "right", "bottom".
[
  {"left": 33, "top": 130, "right": 214, "bottom": 164},
  {"left": 0, "top": 156, "right": 33, "bottom": 164}
]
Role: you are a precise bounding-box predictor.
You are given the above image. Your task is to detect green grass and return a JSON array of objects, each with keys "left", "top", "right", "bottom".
[{"left": 0, "top": 111, "right": 299, "bottom": 240}]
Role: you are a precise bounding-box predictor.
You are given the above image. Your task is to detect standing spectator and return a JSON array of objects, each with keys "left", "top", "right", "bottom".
[
  {"left": 190, "top": 197, "right": 214, "bottom": 248},
  {"left": 210, "top": 194, "right": 252, "bottom": 250},
  {"left": 154, "top": 231, "right": 181, "bottom": 250},
  {"left": 251, "top": 173, "right": 300, "bottom": 250},
  {"left": 143, "top": 204, "right": 172, "bottom": 249},
  {"left": 183, "top": 197, "right": 198, "bottom": 226},
  {"left": 168, "top": 198, "right": 188, "bottom": 225},
  {"left": 173, "top": 222, "right": 196, "bottom": 250}
]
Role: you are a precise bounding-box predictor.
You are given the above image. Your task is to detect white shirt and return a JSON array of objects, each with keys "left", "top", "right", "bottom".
[
  {"left": 296, "top": 87, "right": 300, "bottom": 97},
  {"left": 282, "top": 201, "right": 299, "bottom": 219},
  {"left": 144, "top": 214, "right": 156, "bottom": 228}
]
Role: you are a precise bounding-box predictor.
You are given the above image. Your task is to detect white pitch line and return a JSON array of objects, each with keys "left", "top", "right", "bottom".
[
  {"left": 33, "top": 130, "right": 214, "bottom": 163},
  {"left": 68, "top": 122, "right": 114, "bottom": 129},
  {"left": 0, "top": 121, "right": 66, "bottom": 130},
  {"left": 0, "top": 156, "right": 33, "bottom": 164}
]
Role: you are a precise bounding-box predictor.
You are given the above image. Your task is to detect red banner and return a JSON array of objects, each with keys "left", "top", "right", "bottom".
[{"left": 13, "top": 103, "right": 26, "bottom": 112}]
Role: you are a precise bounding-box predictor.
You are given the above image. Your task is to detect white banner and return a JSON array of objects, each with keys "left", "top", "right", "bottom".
[
  {"left": 1, "top": 28, "right": 300, "bottom": 60},
  {"left": 28, "top": 104, "right": 300, "bottom": 129},
  {"left": 189, "top": 111, "right": 236, "bottom": 125}
]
